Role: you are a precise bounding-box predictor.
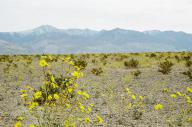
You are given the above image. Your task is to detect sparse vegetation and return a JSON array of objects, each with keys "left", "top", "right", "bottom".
[{"left": 0, "top": 52, "right": 191, "bottom": 127}]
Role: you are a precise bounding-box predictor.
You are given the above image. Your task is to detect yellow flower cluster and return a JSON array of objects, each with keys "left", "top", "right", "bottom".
[
  {"left": 14, "top": 121, "right": 22, "bottom": 127},
  {"left": 72, "top": 71, "right": 83, "bottom": 78},
  {"left": 39, "top": 59, "right": 48, "bottom": 67},
  {"left": 18, "top": 56, "right": 103, "bottom": 126},
  {"left": 33, "top": 91, "right": 42, "bottom": 99},
  {"left": 154, "top": 104, "right": 164, "bottom": 110},
  {"left": 187, "top": 87, "right": 192, "bottom": 93}
]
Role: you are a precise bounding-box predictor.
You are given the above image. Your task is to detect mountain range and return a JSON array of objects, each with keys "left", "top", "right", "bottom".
[{"left": 0, "top": 25, "right": 192, "bottom": 54}]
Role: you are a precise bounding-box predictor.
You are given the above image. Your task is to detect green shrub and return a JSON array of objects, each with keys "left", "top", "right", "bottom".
[
  {"left": 124, "top": 59, "right": 139, "bottom": 68},
  {"left": 185, "top": 60, "right": 192, "bottom": 68},
  {"left": 183, "top": 68, "right": 192, "bottom": 80},
  {"left": 132, "top": 70, "right": 141, "bottom": 78},
  {"left": 158, "top": 60, "right": 173, "bottom": 74},
  {"left": 91, "top": 67, "right": 103, "bottom": 76},
  {"left": 74, "top": 59, "right": 87, "bottom": 70}
]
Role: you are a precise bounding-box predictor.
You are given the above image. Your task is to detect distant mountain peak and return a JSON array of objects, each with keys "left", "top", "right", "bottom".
[
  {"left": 20, "top": 25, "right": 59, "bottom": 35},
  {"left": 33, "top": 25, "right": 59, "bottom": 33}
]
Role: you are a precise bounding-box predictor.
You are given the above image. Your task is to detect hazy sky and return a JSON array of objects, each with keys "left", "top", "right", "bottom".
[{"left": 1, "top": 0, "right": 192, "bottom": 32}]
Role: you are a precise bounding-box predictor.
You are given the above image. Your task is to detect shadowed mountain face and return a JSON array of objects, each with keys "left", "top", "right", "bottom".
[{"left": 0, "top": 25, "right": 191, "bottom": 54}]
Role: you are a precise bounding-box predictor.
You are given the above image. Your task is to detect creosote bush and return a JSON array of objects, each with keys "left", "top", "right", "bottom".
[
  {"left": 124, "top": 59, "right": 139, "bottom": 68},
  {"left": 74, "top": 59, "right": 87, "bottom": 70},
  {"left": 183, "top": 68, "right": 192, "bottom": 81},
  {"left": 185, "top": 60, "right": 192, "bottom": 68},
  {"left": 158, "top": 60, "right": 174, "bottom": 74},
  {"left": 91, "top": 67, "right": 103, "bottom": 76},
  {"left": 132, "top": 70, "right": 141, "bottom": 78}
]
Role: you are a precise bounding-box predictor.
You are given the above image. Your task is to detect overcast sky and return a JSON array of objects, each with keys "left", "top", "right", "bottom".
[{"left": 1, "top": 0, "right": 192, "bottom": 33}]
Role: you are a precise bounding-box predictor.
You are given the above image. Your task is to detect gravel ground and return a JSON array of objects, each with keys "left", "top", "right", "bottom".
[{"left": 0, "top": 52, "right": 191, "bottom": 127}]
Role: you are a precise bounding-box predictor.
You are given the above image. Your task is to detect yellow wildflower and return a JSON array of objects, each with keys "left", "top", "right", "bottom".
[
  {"left": 74, "top": 83, "right": 79, "bottom": 88},
  {"left": 71, "top": 123, "right": 75, "bottom": 127},
  {"left": 96, "top": 114, "right": 103, "bottom": 124},
  {"left": 29, "top": 102, "right": 39, "bottom": 110},
  {"left": 127, "top": 103, "right": 132, "bottom": 109},
  {"left": 53, "top": 94, "right": 59, "bottom": 100},
  {"left": 48, "top": 95, "right": 52, "bottom": 100},
  {"left": 126, "top": 88, "right": 132, "bottom": 94},
  {"left": 68, "top": 88, "right": 73, "bottom": 93},
  {"left": 85, "top": 117, "right": 91, "bottom": 123},
  {"left": 87, "top": 106, "right": 92, "bottom": 114},
  {"left": 25, "top": 85, "right": 33, "bottom": 91},
  {"left": 20, "top": 93, "right": 28, "bottom": 98},
  {"left": 139, "top": 96, "right": 144, "bottom": 100},
  {"left": 71, "top": 71, "right": 82, "bottom": 78},
  {"left": 163, "top": 88, "right": 169, "bottom": 93},
  {"left": 33, "top": 91, "right": 42, "bottom": 99},
  {"left": 17, "top": 116, "right": 24, "bottom": 121},
  {"left": 186, "top": 96, "right": 192, "bottom": 104},
  {"left": 65, "top": 103, "right": 71, "bottom": 108},
  {"left": 50, "top": 102, "right": 56, "bottom": 107},
  {"left": 79, "top": 103, "right": 85, "bottom": 112},
  {"left": 30, "top": 124, "right": 35, "bottom": 127},
  {"left": 51, "top": 83, "right": 58, "bottom": 89},
  {"left": 154, "top": 104, "right": 164, "bottom": 110},
  {"left": 65, "top": 56, "right": 71, "bottom": 61},
  {"left": 176, "top": 91, "right": 181, "bottom": 96},
  {"left": 14, "top": 121, "right": 22, "bottom": 127},
  {"left": 187, "top": 117, "right": 192, "bottom": 123},
  {"left": 170, "top": 94, "right": 177, "bottom": 99},
  {"left": 50, "top": 75, "right": 55, "bottom": 83},
  {"left": 89, "top": 103, "right": 94, "bottom": 107},
  {"left": 187, "top": 87, "right": 192, "bottom": 93},
  {"left": 182, "top": 93, "right": 187, "bottom": 97},
  {"left": 78, "top": 117, "right": 83, "bottom": 122},
  {"left": 131, "top": 95, "right": 136, "bottom": 100},
  {"left": 20, "top": 89, "right": 26, "bottom": 93},
  {"left": 64, "top": 120, "right": 69, "bottom": 127},
  {"left": 69, "top": 61, "right": 74, "bottom": 65},
  {"left": 77, "top": 90, "right": 82, "bottom": 95},
  {"left": 82, "top": 92, "right": 90, "bottom": 100},
  {"left": 39, "top": 59, "right": 48, "bottom": 67}
]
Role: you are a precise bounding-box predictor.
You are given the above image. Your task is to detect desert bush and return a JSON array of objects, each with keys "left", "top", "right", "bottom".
[
  {"left": 158, "top": 60, "right": 173, "bottom": 74},
  {"left": 150, "top": 53, "right": 157, "bottom": 58},
  {"left": 183, "top": 68, "right": 192, "bottom": 80},
  {"left": 124, "top": 59, "right": 139, "bottom": 68},
  {"left": 132, "top": 70, "right": 141, "bottom": 78},
  {"left": 175, "top": 55, "right": 181, "bottom": 62},
  {"left": 91, "top": 67, "right": 103, "bottom": 76},
  {"left": 185, "top": 60, "right": 192, "bottom": 68},
  {"left": 182, "top": 56, "right": 191, "bottom": 61},
  {"left": 92, "top": 59, "right": 96, "bottom": 64},
  {"left": 74, "top": 59, "right": 87, "bottom": 70}
]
